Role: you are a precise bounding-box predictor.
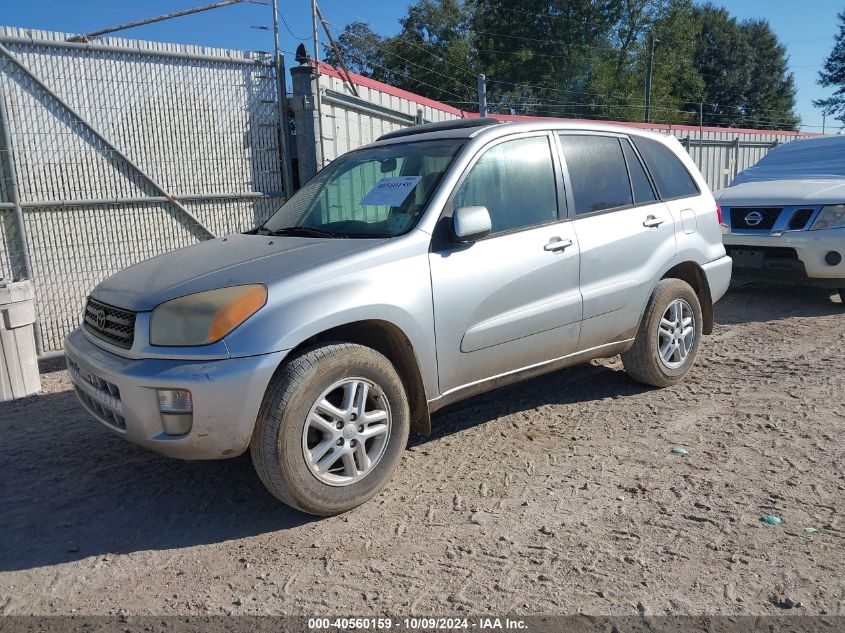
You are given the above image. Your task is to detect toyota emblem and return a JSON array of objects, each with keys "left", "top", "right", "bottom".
[
  {"left": 744, "top": 211, "right": 764, "bottom": 227},
  {"left": 91, "top": 307, "right": 106, "bottom": 330}
]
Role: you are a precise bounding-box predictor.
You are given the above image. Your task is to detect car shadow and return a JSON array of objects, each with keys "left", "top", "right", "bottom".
[
  {"left": 416, "top": 361, "right": 651, "bottom": 446},
  {"left": 715, "top": 281, "right": 843, "bottom": 325},
  {"left": 0, "top": 389, "right": 315, "bottom": 573}
]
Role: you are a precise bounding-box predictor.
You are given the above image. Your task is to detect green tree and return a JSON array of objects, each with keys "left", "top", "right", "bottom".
[
  {"left": 742, "top": 19, "right": 798, "bottom": 129},
  {"left": 693, "top": 5, "right": 798, "bottom": 129},
  {"left": 320, "top": 0, "right": 797, "bottom": 129},
  {"left": 323, "top": 22, "right": 386, "bottom": 77},
  {"left": 380, "top": 0, "right": 478, "bottom": 106},
  {"left": 693, "top": 5, "right": 754, "bottom": 127},
  {"left": 471, "top": 0, "right": 624, "bottom": 117},
  {"left": 587, "top": 0, "right": 702, "bottom": 123},
  {"left": 814, "top": 10, "right": 845, "bottom": 126}
]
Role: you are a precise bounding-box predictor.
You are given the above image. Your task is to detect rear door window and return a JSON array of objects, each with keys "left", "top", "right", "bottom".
[
  {"left": 631, "top": 136, "right": 699, "bottom": 200},
  {"left": 621, "top": 140, "right": 657, "bottom": 204},
  {"left": 558, "top": 134, "right": 632, "bottom": 215}
]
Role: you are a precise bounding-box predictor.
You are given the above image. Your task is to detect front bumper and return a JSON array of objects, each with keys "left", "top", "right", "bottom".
[
  {"left": 64, "top": 328, "right": 287, "bottom": 460},
  {"left": 723, "top": 229, "right": 845, "bottom": 287}
]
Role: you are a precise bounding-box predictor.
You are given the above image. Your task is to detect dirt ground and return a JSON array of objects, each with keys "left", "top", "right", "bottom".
[{"left": 1, "top": 282, "right": 843, "bottom": 617}]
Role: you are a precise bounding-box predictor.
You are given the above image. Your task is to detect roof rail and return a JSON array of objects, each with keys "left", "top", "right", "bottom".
[{"left": 377, "top": 117, "right": 502, "bottom": 141}]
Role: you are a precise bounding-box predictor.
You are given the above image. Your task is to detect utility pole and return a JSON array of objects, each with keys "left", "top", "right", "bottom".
[
  {"left": 477, "top": 74, "right": 488, "bottom": 117},
  {"left": 271, "top": 0, "right": 293, "bottom": 197},
  {"left": 643, "top": 33, "right": 657, "bottom": 123},
  {"left": 316, "top": 5, "right": 358, "bottom": 96},
  {"left": 822, "top": 112, "right": 826, "bottom": 135}
]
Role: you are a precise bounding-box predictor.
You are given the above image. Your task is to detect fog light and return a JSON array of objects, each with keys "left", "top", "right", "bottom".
[
  {"left": 825, "top": 250, "right": 842, "bottom": 266},
  {"left": 157, "top": 389, "right": 193, "bottom": 413},
  {"left": 161, "top": 413, "right": 193, "bottom": 436},
  {"left": 157, "top": 389, "right": 193, "bottom": 436}
]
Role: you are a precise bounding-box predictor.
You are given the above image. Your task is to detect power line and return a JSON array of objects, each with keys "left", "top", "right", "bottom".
[
  {"left": 324, "top": 20, "right": 478, "bottom": 100},
  {"left": 472, "top": 28, "right": 624, "bottom": 55},
  {"left": 322, "top": 0, "right": 478, "bottom": 78},
  {"left": 276, "top": 6, "right": 309, "bottom": 40},
  {"left": 336, "top": 48, "right": 474, "bottom": 103}
]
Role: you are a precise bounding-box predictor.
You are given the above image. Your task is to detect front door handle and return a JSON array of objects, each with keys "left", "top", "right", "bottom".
[
  {"left": 643, "top": 215, "right": 665, "bottom": 228},
  {"left": 544, "top": 237, "right": 573, "bottom": 252}
]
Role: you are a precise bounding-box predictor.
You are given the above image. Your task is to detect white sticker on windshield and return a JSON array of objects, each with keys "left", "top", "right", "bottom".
[{"left": 361, "top": 176, "right": 422, "bottom": 207}]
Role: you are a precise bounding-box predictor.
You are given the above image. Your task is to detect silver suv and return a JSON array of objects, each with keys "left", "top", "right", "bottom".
[{"left": 65, "top": 119, "right": 732, "bottom": 515}]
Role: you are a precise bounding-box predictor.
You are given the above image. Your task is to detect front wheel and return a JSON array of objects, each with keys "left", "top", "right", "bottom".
[
  {"left": 251, "top": 343, "right": 410, "bottom": 515},
  {"left": 622, "top": 278, "right": 704, "bottom": 388}
]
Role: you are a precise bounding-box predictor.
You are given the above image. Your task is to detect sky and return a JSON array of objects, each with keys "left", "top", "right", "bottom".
[{"left": 1, "top": 0, "right": 842, "bottom": 132}]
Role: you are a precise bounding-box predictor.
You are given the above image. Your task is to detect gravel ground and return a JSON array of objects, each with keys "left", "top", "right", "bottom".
[{"left": 1, "top": 283, "right": 843, "bottom": 617}]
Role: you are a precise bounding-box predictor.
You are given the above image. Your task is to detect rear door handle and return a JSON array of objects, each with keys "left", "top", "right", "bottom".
[
  {"left": 544, "top": 237, "right": 573, "bottom": 252},
  {"left": 643, "top": 215, "right": 665, "bottom": 228}
]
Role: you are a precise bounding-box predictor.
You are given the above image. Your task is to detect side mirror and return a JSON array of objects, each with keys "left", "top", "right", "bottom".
[{"left": 452, "top": 206, "right": 492, "bottom": 243}]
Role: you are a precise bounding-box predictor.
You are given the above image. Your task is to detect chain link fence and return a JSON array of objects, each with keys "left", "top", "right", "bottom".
[{"left": 0, "top": 27, "right": 287, "bottom": 355}]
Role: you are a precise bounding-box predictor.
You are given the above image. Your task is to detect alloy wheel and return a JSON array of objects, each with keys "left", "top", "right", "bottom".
[
  {"left": 656, "top": 298, "right": 696, "bottom": 370},
  {"left": 301, "top": 378, "right": 392, "bottom": 486}
]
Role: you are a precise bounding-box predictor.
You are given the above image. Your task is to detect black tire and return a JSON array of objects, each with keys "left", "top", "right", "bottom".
[
  {"left": 622, "top": 278, "right": 704, "bottom": 388},
  {"left": 250, "top": 343, "right": 410, "bottom": 516}
]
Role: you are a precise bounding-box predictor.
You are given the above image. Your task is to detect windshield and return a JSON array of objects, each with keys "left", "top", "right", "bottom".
[{"left": 262, "top": 139, "right": 465, "bottom": 238}]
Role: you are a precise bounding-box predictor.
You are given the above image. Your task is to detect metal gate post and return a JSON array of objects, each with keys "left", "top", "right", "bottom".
[
  {"left": 290, "top": 61, "right": 320, "bottom": 184},
  {"left": 0, "top": 88, "right": 34, "bottom": 283},
  {"left": 275, "top": 52, "right": 294, "bottom": 197},
  {"left": 732, "top": 137, "right": 740, "bottom": 182},
  {"left": 0, "top": 87, "right": 44, "bottom": 354}
]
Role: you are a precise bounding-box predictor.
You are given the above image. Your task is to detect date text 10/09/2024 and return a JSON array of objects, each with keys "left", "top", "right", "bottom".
[{"left": 308, "top": 618, "right": 529, "bottom": 630}]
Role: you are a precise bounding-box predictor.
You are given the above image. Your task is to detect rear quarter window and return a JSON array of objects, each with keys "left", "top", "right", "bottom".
[{"left": 631, "top": 136, "right": 699, "bottom": 200}]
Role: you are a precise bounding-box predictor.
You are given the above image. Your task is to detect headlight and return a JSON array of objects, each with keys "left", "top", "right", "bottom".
[
  {"left": 150, "top": 285, "right": 267, "bottom": 346},
  {"left": 811, "top": 204, "right": 845, "bottom": 230}
]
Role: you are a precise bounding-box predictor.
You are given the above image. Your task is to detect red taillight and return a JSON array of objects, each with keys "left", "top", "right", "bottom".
[{"left": 716, "top": 204, "right": 723, "bottom": 225}]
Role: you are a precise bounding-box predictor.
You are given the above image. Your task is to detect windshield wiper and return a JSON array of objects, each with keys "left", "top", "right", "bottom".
[{"left": 263, "top": 226, "right": 339, "bottom": 238}]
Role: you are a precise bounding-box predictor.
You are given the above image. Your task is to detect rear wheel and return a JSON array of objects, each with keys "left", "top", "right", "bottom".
[
  {"left": 251, "top": 343, "right": 410, "bottom": 515},
  {"left": 622, "top": 278, "right": 703, "bottom": 388}
]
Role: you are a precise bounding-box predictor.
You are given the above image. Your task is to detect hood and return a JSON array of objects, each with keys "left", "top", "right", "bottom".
[
  {"left": 91, "top": 234, "right": 381, "bottom": 311},
  {"left": 729, "top": 135, "right": 845, "bottom": 186},
  {"left": 715, "top": 179, "right": 845, "bottom": 207}
]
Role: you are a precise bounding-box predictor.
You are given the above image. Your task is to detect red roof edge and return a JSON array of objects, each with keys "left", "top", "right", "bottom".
[{"left": 315, "top": 62, "right": 818, "bottom": 138}]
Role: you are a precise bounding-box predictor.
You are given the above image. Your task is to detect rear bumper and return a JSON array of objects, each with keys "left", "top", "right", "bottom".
[
  {"left": 723, "top": 230, "right": 845, "bottom": 286},
  {"left": 64, "top": 328, "right": 287, "bottom": 460},
  {"left": 702, "top": 255, "right": 732, "bottom": 303}
]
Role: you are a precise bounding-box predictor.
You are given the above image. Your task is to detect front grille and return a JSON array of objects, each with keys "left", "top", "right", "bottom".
[
  {"left": 83, "top": 298, "right": 136, "bottom": 349},
  {"left": 788, "top": 208, "right": 814, "bottom": 230},
  {"left": 730, "top": 207, "right": 782, "bottom": 231},
  {"left": 67, "top": 358, "right": 126, "bottom": 430}
]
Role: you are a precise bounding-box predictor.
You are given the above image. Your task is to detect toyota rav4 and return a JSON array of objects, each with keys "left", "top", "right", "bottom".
[{"left": 65, "top": 119, "right": 732, "bottom": 515}]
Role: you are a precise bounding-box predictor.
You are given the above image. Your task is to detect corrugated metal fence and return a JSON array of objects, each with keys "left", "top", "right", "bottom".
[
  {"left": 0, "top": 27, "right": 286, "bottom": 354},
  {"left": 296, "top": 61, "right": 814, "bottom": 193}
]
